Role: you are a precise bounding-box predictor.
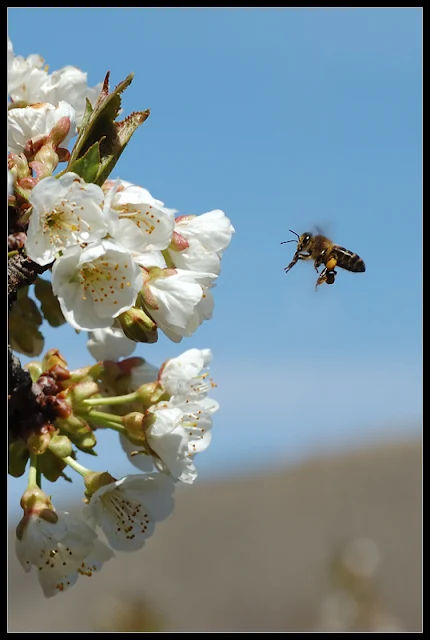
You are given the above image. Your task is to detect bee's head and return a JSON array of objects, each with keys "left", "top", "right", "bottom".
[
  {"left": 297, "top": 232, "right": 313, "bottom": 251},
  {"left": 281, "top": 230, "right": 313, "bottom": 251}
]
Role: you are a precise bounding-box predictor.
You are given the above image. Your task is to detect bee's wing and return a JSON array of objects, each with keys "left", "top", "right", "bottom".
[{"left": 313, "top": 223, "right": 334, "bottom": 237}]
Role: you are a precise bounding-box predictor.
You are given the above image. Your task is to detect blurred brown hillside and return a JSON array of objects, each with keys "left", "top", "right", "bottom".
[{"left": 8, "top": 437, "right": 422, "bottom": 632}]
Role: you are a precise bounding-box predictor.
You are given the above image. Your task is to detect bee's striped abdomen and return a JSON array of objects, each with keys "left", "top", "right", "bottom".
[{"left": 333, "top": 246, "right": 366, "bottom": 273}]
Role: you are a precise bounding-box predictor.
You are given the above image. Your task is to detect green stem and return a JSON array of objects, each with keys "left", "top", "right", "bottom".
[
  {"left": 27, "top": 452, "right": 39, "bottom": 489},
  {"left": 89, "top": 409, "right": 123, "bottom": 424},
  {"left": 8, "top": 250, "right": 18, "bottom": 258},
  {"left": 84, "top": 391, "right": 138, "bottom": 407},
  {"left": 62, "top": 456, "right": 90, "bottom": 477},
  {"left": 88, "top": 411, "right": 126, "bottom": 434}
]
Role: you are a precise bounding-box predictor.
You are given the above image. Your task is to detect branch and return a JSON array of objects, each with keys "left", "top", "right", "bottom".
[
  {"left": 8, "top": 347, "right": 32, "bottom": 397},
  {"left": 8, "top": 346, "right": 68, "bottom": 444},
  {"left": 8, "top": 252, "right": 51, "bottom": 309},
  {"left": 8, "top": 346, "right": 38, "bottom": 442}
]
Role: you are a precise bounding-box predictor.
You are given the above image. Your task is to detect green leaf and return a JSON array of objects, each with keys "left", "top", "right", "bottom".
[
  {"left": 67, "top": 141, "right": 102, "bottom": 184},
  {"left": 95, "top": 109, "right": 150, "bottom": 187},
  {"left": 37, "top": 449, "right": 67, "bottom": 483},
  {"left": 8, "top": 440, "right": 29, "bottom": 477},
  {"left": 64, "top": 71, "right": 150, "bottom": 186},
  {"left": 9, "top": 295, "right": 44, "bottom": 356},
  {"left": 34, "top": 277, "right": 66, "bottom": 328},
  {"left": 79, "top": 97, "right": 94, "bottom": 132}
]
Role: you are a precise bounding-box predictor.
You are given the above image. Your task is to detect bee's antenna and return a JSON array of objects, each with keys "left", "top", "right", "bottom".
[{"left": 280, "top": 229, "right": 299, "bottom": 245}]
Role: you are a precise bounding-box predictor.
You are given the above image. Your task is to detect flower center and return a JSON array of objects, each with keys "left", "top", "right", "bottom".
[
  {"left": 79, "top": 258, "right": 131, "bottom": 304},
  {"left": 103, "top": 492, "right": 150, "bottom": 539},
  {"left": 117, "top": 203, "right": 160, "bottom": 235},
  {"left": 43, "top": 202, "right": 90, "bottom": 245},
  {"left": 189, "top": 372, "right": 215, "bottom": 396}
]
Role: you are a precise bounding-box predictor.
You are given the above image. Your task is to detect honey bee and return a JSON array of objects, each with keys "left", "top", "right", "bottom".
[{"left": 281, "top": 230, "right": 365, "bottom": 290}]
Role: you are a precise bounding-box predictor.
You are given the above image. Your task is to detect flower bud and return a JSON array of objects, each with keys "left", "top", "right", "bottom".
[
  {"left": 71, "top": 380, "right": 100, "bottom": 404},
  {"left": 15, "top": 176, "right": 38, "bottom": 200},
  {"left": 48, "top": 434, "right": 73, "bottom": 458},
  {"left": 42, "top": 348, "right": 68, "bottom": 372},
  {"left": 118, "top": 307, "right": 158, "bottom": 344},
  {"left": 83, "top": 470, "right": 116, "bottom": 498},
  {"left": 8, "top": 152, "right": 31, "bottom": 180},
  {"left": 62, "top": 364, "right": 100, "bottom": 389},
  {"left": 134, "top": 381, "right": 165, "bottom": 407},
  {"left": 58, "top": 381, "right": 100, "bottom": 417},
  {"left": 122, "top": 412, "right": 149, "bottom": 443},
  {"left": 46, "top": 115, "right": 72, "bottom": 148},
  {"left": 33, "top": 142, "right": 59, "bottom": 175},
  {"left": 26, "top": 430, "right": 52, "bottom": 455},
  {"left": 24, "top": 361, "right": 43, "bottom": 382},
  {"left": 17, "top": 487, "right": 57, "bottom": 539},
  {"left": 168, "top": 230, "right": 189, "bottom": 252},
  {"left": 54, "top": 413, "right": 97, "bottom": 452},
  {"left": 139, "top": 267, "right": 176, "bottom": 311},
  {"left": 29, "top": 160, "right": 51, "bottom": 180}
]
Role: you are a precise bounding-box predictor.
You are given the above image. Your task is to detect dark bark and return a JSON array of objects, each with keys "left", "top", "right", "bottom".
[
  {"left": 8, "top": 347, "right": 38, "bottom": 442},
  {"left": 8, "top": 253, "right": 51, "bottom": 309}
]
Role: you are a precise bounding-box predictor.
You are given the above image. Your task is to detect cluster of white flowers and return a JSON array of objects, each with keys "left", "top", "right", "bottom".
[
  {"left": 119, "top": 347, "right": 218, "bottom": 484},
  {"left": 15, "top": 347, "right": 218, "bottom": 597},
  {"left": 8, "top": 37, "right": 101, "bottom": 125},
  {"left": 8, "top": 35, "right": 234, "bottom": 341},
  {"left": 33, "top": 174, "right": 233, "bottom": 340},
  {"left": 9, "top": 38, "right": 233, "bottom": 598}
]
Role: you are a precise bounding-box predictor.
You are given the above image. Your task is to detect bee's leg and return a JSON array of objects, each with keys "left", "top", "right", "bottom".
[
  {"left": 325, "top": 270, "right": 337, "bottom": 285},
  {"left": 315, "top": 268, "right": 326, "bottom": 291},
  {"left": 284, "top": 253, "right": 299, "bottom": 273},
  {"left": 284, "top": 252, "right": 311, "bottom": 274},
  {"left": 315, "top": 268, "right": 337, "bottom": 291},
  {"left": 313, "top": 249, "right": 327, "bottom": 272}
]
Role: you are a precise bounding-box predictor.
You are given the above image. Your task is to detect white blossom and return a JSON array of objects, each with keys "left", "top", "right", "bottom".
[
  {"left": 183, "top": 283, "right": 215, "bottom": 336},
  {"left": 122, "top": 401, "right": 213, "bottom": 484},
  {"left": 165, "top": 210, "right": 234, "bottom": 279},
  {"left": 8, "top": 39, "right": 101, "bottom": 126},
  {"left": 119, "top": 435, "right": 154, "bottom": 473},
  {"left": 87, "top": 326, "right": 137, "bottom": 362},
  {"left": 9, "top": 58, "right": 101, "bottom": 126},
  {"left": 7, "top": 37, "right": 45, "bottom": 97},
  {"left": 146, "top": 269, "right": 217, "bottom": 343},
  {"left": 83, "top": 473, "right": 175, "bottom": 552},
  {"left": 15, "top": 510, "right": 113, "bottom": 598},
  {"left": 167, "top": 235, "right": 222, "bottom": 276},
  {"left": 159, "top": 347, "right": 214, "bottom": 401},
  {"left": 38, "top": 66, "right": 102, "bottom": 125},
  {"left": 26, "top": 172, "right": 107, "bottom": 266},
  {"left": 8, "top": 100, "right": 76, "bottom": 155},
  {"left": 38, "top": 538, "right": 114, "bottom": 598},
  {"left": 198, "top": 396, "right": 220, "bottom": 414},
  {"left": 52, "top": 239, "right": 143, "bottom": 331},
  {"left": 175, "top": 209, "right": 235, "bottom": 257},
  {"left": 104, "top": 181, "right": 176, "bottom": 264}
]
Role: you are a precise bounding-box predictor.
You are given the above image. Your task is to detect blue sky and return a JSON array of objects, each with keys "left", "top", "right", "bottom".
[{"left": 8, "top": 8, "right": 422, "bottom": 508}]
